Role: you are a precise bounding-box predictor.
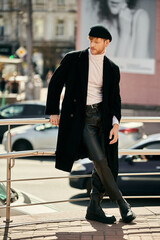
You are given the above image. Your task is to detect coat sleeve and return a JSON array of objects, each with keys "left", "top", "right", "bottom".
[
  {"left": 112, "top": 66, "right": 121, "bottom": 123},
  {"left": 45, "top": 54, "right": 71, "bottom": 115}
]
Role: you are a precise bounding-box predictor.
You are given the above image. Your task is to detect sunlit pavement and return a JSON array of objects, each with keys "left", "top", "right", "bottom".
[{"left": 0, "top": 206, "right": 160, "bottom": 240}]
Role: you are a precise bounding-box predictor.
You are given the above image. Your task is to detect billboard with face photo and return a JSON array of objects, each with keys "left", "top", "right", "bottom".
[{"left": 77, "top": 0, "right": 156, "bottom": 74}]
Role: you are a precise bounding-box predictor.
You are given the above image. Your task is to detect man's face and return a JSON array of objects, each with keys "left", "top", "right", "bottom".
[{"left": 89, "top": 37, "right": 110, "bottom": 55}]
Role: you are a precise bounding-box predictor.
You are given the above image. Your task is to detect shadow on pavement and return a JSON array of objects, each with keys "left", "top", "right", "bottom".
[
  {"left": 15, "top": 156, "right": 55, "bottom": 162},
  {"left": 56, "top": 220, "right": 136, "bottom": 240},
  {"left": 70, "top": 193, "right": 90, "bottom": 207}
]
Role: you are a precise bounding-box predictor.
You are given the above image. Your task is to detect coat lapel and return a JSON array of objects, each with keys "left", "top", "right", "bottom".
[
  {"left": 103, "top": 56, "right": 112, "bottom": 101},
  {"left": 78, "top": 49, "right": 89, "bottom": 105}
]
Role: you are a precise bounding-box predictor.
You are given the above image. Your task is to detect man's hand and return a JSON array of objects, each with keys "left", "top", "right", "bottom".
[
  {"left": 109, "top": 124, "right": 119, "bottom": 144},
  {"left": 50, "top": 115, "right": 60, "bottom": 127}
]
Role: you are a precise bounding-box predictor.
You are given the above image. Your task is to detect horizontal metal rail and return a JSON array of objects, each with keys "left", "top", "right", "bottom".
[
  {"left": 0, "top": 116, "right": 160, "bottom": 223},
  {"left": 121, "top": 116, "right": 160, "bottom": 123},
  {"left": 0, "top": 116, "right": 160, "bottom": 126},
  {"left": 1, "top": 149, "right": 160, "bottom": 160},
  {"left": 0, "top": 172, "right": 159, "bottom": 183},
  {"left": 0, "top": 118, "right": 49, "bottom": 125},
  {"left": 0, "top": 150, "right": 55, "bottom": 159},
  {"left": 0, "top": 195, "right": 159, "bottom": 210},
  {"left": 119, "top": 149, "right": 160, "bottom": 155}
]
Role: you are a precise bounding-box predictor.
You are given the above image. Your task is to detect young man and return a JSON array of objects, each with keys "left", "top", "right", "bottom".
[{"left": 45, "top": 25, "right": 136, "bottom": 224}]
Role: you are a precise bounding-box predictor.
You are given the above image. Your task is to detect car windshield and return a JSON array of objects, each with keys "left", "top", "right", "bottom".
[
  {"left": 0, "top": 105, "right": 24, "bottom": 118},
  {"left": 121, "top": 141, "right": 160, "bottom": 162},
  {"left": 0, "top": 183, "right": 18, "bottom": 204},
  {"left": 0, "top": 183, "right": 7, "bottom": 203},
  {"left": 35, "top": 123, "right": 57, "bottom": 131}
]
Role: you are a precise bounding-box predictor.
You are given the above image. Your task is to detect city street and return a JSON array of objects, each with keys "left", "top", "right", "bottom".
[
  {"left": 0, "top": 152, "right": 86, "bottom": 213},
  {"left": 0, "top": 146, "right": 159, "bottom": 216},
  {"left": 1, "top": 98, "right": 160, "bottom": 229},
  {"left": 0, "top": 99, "right": 160, "bottom": 215}
]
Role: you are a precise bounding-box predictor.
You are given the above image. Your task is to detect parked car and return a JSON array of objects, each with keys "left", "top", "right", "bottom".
[
  {"left": 2, "top": 123, "right": 58, "bottom": 151},
  {"left": 118, "top": 122, "right": 146, "bottom": 148},
  {"left": 0, "top": 101, "right": 46, "bottom": 141},
  {"left": 69, "top": 133, "right": 160, "bottom": 196},
  {"left": 0, "top": 183, "right": 56, "bottom": 217},
  {"left": 2, "top": 122, "right": 145, "bottom": 152}
]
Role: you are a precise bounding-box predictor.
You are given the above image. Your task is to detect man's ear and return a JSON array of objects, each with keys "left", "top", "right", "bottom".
[{"left": 105, "top": 39, "right": 110, "bottom": 47}]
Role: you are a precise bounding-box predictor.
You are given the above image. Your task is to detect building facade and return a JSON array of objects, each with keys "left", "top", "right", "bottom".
[
  {"left": 119, "top": 0, "right": 160, "bottom": 107},
  {"left": 0, "top": 0, "right": 77, "bottom": 80},
  {"left": 77, "top": 0, "right": 160, "bottom": 107}
]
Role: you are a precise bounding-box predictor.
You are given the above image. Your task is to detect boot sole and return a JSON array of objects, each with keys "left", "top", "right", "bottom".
[
  {"left": 86, "top": 213, "right": 116, "bottom": 224},
  {"left": 121, "top": 214, "right": 136, "bottom": 223}
]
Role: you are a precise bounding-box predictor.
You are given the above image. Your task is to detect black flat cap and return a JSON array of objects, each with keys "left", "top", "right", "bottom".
[{"left": 89, "top": 25, "right": 112, "bottom": 42}]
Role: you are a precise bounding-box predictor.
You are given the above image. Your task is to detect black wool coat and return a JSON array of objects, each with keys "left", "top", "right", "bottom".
[{"left": 45, "top": 48, "right": 121, "bottom": 179}]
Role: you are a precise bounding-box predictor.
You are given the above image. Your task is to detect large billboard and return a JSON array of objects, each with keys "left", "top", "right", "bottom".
[{"left": 78, "top": 0, "right": 156, "bottom": 74}]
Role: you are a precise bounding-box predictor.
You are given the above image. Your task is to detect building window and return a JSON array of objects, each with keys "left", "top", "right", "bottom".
[
  {"left": 2, "top": 0, "right": 18, "bottom": 10},
  {"left": 34, "top": 18, "right": 44, "bottom": 38},
  {"left": 35, "top": 0, "right": 44, "bottom": 5},
  {"left": 56, "top": 20, "right": 64, "bottom": 36},
  {"left": 57, "top": 0, "right": 65, "bottom": 6},
  {"left": 34, "top": 0, "right": 44, "bottom": 10}
]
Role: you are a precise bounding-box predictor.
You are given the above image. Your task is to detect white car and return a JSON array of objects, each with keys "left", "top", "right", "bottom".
[
  {"left": 2, "top": 122, "right": 146, "bottom": 151},
  {"left": 2, "top": 123, "right": 58, "bottom": 151},
  {"left": 119, "top": 122, "right": 146, "bottom": 148}
]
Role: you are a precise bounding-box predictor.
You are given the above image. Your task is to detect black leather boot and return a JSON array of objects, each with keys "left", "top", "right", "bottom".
[
  {"left": 86, "top": 170, "right": 116, "bottom": 224},
  {"left": 117, "top": 198, "right": 136, "bottom": 223},
  {"left": 86, "top": 194, "right": 116, "bottom": 224}
]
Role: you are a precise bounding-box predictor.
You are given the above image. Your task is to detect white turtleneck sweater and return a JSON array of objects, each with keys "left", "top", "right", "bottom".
[{"left": 87, "top": 49, "right": 119, "bottom": 125}]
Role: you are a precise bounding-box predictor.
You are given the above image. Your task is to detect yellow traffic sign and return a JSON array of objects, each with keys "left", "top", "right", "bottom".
[{"left": 16, "top": 47, "right": 27, "bottom": 58}]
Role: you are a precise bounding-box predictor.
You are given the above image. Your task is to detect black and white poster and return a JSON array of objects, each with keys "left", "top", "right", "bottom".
[{"left": 78, "top": 0, "right": 156, "bottom": 74}]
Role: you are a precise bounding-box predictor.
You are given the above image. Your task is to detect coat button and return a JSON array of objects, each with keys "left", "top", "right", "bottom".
[{"left": 70, "top": 114, "right": 74, "bottom": 117}]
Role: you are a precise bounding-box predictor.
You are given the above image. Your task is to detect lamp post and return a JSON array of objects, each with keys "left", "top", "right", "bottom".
[{"left": 26, "top": 0, "right": 34, "bottom": 100}]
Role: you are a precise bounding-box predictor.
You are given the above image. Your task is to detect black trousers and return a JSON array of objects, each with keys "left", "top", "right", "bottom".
[{"left": 83, "top": 103, "right": 122, "bottom": 201}]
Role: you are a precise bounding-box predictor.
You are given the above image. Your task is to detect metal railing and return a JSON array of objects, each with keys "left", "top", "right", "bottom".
[{"left": 0, "top": 117, "right": 160, "bottom": 223}]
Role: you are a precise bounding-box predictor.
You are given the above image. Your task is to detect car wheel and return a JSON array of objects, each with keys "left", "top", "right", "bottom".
[
  {"left": 12, "top": 140, "right": 33, "bottom": 151},
  {"left": 86, "top": 179, "right": 92, "bottom": 196}
]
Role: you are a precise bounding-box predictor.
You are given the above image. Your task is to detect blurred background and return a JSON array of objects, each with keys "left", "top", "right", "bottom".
[
  {"left": 0, "top": 0, "right": 77, "bottom": 103},
  {"left": 0, "top": 0, "right": 159, "bottom": 110}
]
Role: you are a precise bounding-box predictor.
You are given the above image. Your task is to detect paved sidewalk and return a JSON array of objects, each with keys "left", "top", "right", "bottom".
[{"left": 0, "top": 206, "right": 160, "bottom": 240}]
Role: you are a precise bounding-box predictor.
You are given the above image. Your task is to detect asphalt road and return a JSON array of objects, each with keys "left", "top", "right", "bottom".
[
  {"left": 0, "top": 151, "right": 159, "bottom": 215},
  {"left": 0, "top": 154, "right": 85, "bottom": 212}
]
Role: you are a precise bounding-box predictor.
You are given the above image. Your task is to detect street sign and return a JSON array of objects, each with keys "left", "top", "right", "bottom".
[{"left": 16, "top": 47, "right": 27, "bottom": 58}]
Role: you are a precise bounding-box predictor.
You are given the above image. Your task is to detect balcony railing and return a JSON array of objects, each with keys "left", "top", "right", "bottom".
[{"left": 0, "top": 117, "right": 160, "bottom": 223}]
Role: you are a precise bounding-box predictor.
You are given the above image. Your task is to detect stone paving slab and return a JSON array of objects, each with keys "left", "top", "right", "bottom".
[{"left": 0, "top": 207, "right": 160, "bottom": 240}]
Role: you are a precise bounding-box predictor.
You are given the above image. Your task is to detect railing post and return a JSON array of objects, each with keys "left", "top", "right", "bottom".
[{"left": 4, "top": 125, "right": 12, "bottom": 223}]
